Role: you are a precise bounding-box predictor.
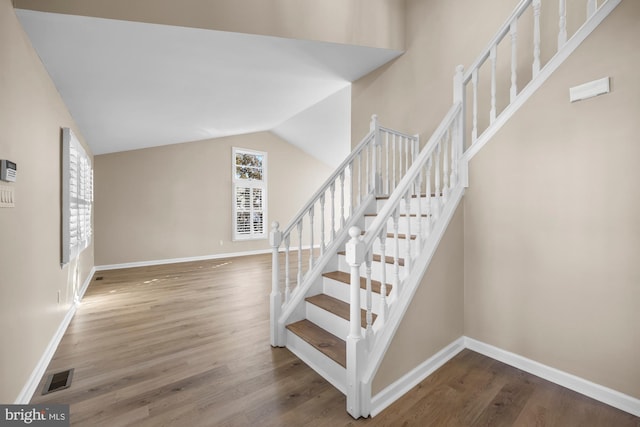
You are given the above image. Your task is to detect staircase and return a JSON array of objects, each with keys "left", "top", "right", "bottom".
[{"left": 270, "top": 0, "right": 621, "bottom": 419}]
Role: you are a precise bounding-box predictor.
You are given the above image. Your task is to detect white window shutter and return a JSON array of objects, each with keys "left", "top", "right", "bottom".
[{"left": 62, "top": 128, "right": 93, "bottom": 265}]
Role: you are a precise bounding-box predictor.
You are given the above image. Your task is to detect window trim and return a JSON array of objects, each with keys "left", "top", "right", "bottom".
[
  {"left": 232, "top": 147, "right": 267, "bottom": 241},
  {"left": 62, "top": 128, "right": 93, "bottom": 265}
]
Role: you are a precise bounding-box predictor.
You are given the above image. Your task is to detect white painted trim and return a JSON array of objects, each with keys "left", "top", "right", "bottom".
[
  {"left": 463, "top": 0, "right": 622, "bottom": 162},
  {"left": 465, "top": 337, "right": 640, "bottom": 417},
  {"left": 370, "top": 337, "right": 466, "bottom": 417},
  {"left": 95, "top": 249, "right": 272, "bottom": 271},
  {"left": 14, "top": 267, "right": 96, "bottom": 404},
  {"left": 77, "top": 266, "right": 96, "bottom": 300}
]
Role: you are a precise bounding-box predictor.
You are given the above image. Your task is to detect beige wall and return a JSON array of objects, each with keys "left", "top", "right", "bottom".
[
  {"left": 94, "top": 132, "right": 332, "bottom": 266},
  {"left": 354, "top": 0, "right": 639, "bottom": 402},
  {"left": 14, "top": 0, "right": 405, "bottom": 51},
  {"left": 464, "top": 0, "right": 640, "bottom": 399},
  {"left": 0, "top": 0, "right": 94, "bottom": 403},
  {"left": 372, "top": 204, "right": 464, "bottom": 394}
]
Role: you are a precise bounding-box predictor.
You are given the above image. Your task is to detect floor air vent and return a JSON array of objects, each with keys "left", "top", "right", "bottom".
[{"left": 42, "top": 368, "right": 74, "bottom": 395}]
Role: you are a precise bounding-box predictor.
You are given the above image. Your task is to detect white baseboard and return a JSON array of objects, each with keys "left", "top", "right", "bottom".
[
  {"left": 370, "top": 337, "right": 466, "bottom": 417},
  {"left": 95, "top": 249, "right": 272, "bottom": 271},
  {"left": 465, "top": 337, "right": 640, "bottom": 417},
  {"left": 14, "top": 267, "right": 96, "bottom": 404}
]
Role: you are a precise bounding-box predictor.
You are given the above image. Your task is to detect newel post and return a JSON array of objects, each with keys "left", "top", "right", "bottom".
[
  {"left": 270, "top": 221, "right": 283, "bottom": 347},
  {"left": 370, "top": 114, "right": 383, "bottom": 195},
  {"left": 346, "top": 226, "right": 366, "bottom": 418},
  {"left": 453, "top": 65, "right": 469, "bottom": 188}
]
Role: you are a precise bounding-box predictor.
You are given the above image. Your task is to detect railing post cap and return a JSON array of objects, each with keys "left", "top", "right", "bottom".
[
  {"left": 269, "top": 221, "right": 282, "bottom": 247},
  {"left": 346, "top": 226, "right": 365, "bottom": 265},
  {"left": 455, "top": 64, "right": 464, "bottom": 74}
]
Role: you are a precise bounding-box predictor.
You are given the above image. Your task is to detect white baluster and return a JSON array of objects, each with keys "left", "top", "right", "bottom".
[
  {"left": 365, "top": 144, "right": 370, "bottom": 195},
  {"left": 587, "top": 0, "right": 596, "bottom": 19},
  {"left": 330, "top": 182, "right": 336, "bottom": 240},
  {"left": 385, "top": 132, "right": 390, "bottom": 195},
  {"left": 434, "top": 143, "right": 441, "bottom": 220},
  {"left": 269, "top": 222, "right": 282, "bottom": 347},
  {"left": 404, "top": 137, "right": 409, "bottom": 177},
  {"left": 308, "top": 206, "right": 315, "bottom": 269},
  {"left": 392, "top": 209, "right": 401, "bottom": 294},
  {"left": 392, "top": 134, "right": 397, "bottom": 191},
  {"left": 558, "top": 0, "right": 567, "bottom": 49},
  {"left": 365, "top": 252, "right": 373, "bottom": 341},
  {"left": 348, "top": 162, "right": 354, "bottom": 216},
  {"left": 443, "top": 130, "right": 450, "bottom": 204},
  {"left": 297, "top": 221, "right": 303, "bottom": 288},
  {"left": 510, "top": 20, "right": 518, "bottom": 103},
  {"left": 320, "top": 194, "right": 326, "bottom": 256},
  {"left": 426, "top": 157, "right": 433, "bottom": 235},
  {"left": 533, "top": 0, "right": 541, "bottom": 77},
  {"left": 357, "top": 153, "right": 362, "bottom": 203},
  {"left": 378, "top": 230, "right": 388, "bottom": 323},
  {"left": 340, "top": 171, "right": 346, "bottom": 228},
  {"left": 450, "top": 114, "right": 459, "bottom": 189},
  {"left": 490, "top": 44, "right": 497, "bottom": 124},
  {"left": 416, "top": 170, "right": 423, "bottom": 255},
  {"left": 472, "top": 68, "right": 479, "bottom": 142},
  {"left": 404, "top": 192, "right": 412, "bottom": 273},
  {"left": 345, "top": 226, "right": 364, "bottom": 418},
  {"left": 285, "top": 234, "right": 291, "bottom": 301}
]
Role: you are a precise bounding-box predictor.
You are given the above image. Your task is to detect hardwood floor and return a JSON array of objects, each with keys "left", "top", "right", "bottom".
[{"left": 31, "top": 254, "right": 638, "bottom": 426}]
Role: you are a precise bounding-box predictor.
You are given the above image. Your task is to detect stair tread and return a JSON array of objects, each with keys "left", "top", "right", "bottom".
[
  {"left": 286, "top": 319, "right": 346, "bottom": 368},
  {"left": 376, "top": 192, "right": 442, "bottom": 200},
  {"left": 322, "top": 271, "right": 392, "bottom": 296},
  {"left": 306, "top": 294, "right": 377, "bottom": 325},
  {"left": 359, "top": 231, "right": 417, "bottom": 240},
  {"left": 337, "top": 251, "right": 405, "bottom": 267}
]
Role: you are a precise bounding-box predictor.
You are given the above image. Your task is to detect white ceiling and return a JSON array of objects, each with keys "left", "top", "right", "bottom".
[{"left": 16, "top": 10, "right": 401, "bottom": 166}]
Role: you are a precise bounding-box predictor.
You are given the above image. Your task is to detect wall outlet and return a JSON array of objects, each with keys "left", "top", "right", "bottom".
[{"left": 219, "top": 240, "right": 224, "bottom": 246}]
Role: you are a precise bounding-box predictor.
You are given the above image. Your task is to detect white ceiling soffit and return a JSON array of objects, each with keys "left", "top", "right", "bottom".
[
  {"left": 16, "top": 9, "right": 402, "bottom": 158},
  {"left": 272, "top": 86, "right": 351, "bottom": 168}
]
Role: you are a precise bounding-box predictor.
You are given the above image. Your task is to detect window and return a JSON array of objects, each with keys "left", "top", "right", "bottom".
[
  {"left": 233, "top": 148, "right": 266, "bottom": 240},
  {"left": 62, "top": 128, "right": 93, "bottom": 265}
]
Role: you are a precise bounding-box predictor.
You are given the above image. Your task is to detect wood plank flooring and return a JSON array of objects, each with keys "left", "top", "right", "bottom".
[{"left": 30, "top": 254, "right": 639, "bottom": 426}]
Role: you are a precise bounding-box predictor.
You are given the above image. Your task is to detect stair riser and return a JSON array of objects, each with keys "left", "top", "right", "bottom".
[
  {"left": 376, "top": 196, "right": 438, "bottom": 214},
  {"left": 365, "top": 215, "right": 429, "bottom": 236},
  {"left": 371, "top": 238, "right": 418, "bottom": 260},
  {"left": 305, "top": 302, "right": 367, "bottom": 339},
  {"left": 285, "top": 329, "right": 346, "bottom": 394},
  {"left": 322, "top": 277, "right": 384, "bottom": 314},
  {"left": 338, "top": 255, "right": 405, "bottom": 285}
]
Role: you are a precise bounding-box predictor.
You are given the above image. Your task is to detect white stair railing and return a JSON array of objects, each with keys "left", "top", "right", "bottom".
[
  {"left": 462, "top": 0, "right": 622, "bottom": 160},
  {"left": 270, "top": 116, "right": 419, "bottom": 347},
  {"left": 344, "top": 0, "right": 622, "bottom": 418}
]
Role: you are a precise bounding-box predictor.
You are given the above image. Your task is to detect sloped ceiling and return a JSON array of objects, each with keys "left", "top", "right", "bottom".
[{"left": 16, "top": 9, "right": 402, "bottom": 166}]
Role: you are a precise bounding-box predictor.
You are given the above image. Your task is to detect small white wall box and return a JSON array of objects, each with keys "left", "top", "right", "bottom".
[
  {"left": 0, "top": 160, "right": 17, "bottom": 182},
  {"left": 569, "top": 77, "right": 610, "bottom": 103}
]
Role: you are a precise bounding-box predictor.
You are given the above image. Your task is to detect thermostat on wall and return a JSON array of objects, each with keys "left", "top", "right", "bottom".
[{"left": 1, "top": 160, "right": 17, "bottom": 182}]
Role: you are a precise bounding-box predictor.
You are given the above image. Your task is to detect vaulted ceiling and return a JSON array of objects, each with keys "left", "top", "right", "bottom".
[{"left": 16, "top": 9, "right": 402, "bottom": 166}]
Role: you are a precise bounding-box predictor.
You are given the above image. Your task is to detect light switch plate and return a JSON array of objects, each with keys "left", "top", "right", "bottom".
[
  {"left": 0, "top": 184, "right": 15, "bottom": 208},
  {"left": 570, "top": 77, "right": 610, "bottom": 102}
]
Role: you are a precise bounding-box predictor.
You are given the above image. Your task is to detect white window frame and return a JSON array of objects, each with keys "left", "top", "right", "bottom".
[
  {"left": 62, "top": 128, "right": 93, "bottom": 265},
  {"left": 232, "top": 147, "right": 267, "bottom": 241}
]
